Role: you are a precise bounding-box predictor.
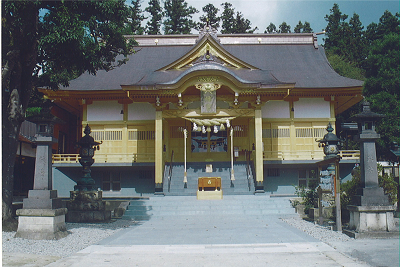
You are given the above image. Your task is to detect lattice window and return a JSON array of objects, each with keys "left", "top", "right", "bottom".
[
  {"left": 295, "top": 128, "right": 313, "bottom": 138},
  {"left": 169, "top": 126, "right": 186, "bottom": 138},
  {"left": 129, "top": 130, "right": 155, "bottom": 140},
  {"left": 102, "top": 171, "right": 121, "bottom": 191},
  {"left": 91, "top": 130, "right": 122, "bottom": 141},
  {"left": 233, "top": 125, "right": 248, "bottom": 137},
  {"left": 313, "top": 128, "right": 327, "bottom": 138},
  {"left": 262, "top": 128, "right": 290, "bottom": 138}
]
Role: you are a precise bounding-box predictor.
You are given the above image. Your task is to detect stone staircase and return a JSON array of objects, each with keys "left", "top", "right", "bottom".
[
  {"left": 163, "top": 162, "right": 255, "bottom": 196},
  {"left": 124, "top": 195, "right": 295, "bottom": 221}
]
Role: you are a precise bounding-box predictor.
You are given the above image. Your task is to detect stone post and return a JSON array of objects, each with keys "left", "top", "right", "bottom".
[
  {"left": 345, "top": 100, "right": 397, "bottom": 238},
  {"left": 16, "top": 108, "right": 68, "bottom": 240}
]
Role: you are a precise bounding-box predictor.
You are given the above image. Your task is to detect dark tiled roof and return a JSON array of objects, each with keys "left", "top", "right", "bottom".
[{"left": 60, "top": 39, "right": 363, "bottom": 91}]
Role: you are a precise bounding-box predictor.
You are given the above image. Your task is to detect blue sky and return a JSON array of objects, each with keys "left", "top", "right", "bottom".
[{"left": 142, "top": 0, "right": 399, "bottom": 44}]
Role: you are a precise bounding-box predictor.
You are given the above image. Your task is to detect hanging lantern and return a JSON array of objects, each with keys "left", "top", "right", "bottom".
[{"left": 214, "top": 125, "right": 218, "bottom": 133}]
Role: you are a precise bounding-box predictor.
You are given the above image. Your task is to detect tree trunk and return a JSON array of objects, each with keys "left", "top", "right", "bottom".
[{"left": 2, "top": 3, "right": 38, "bottom": 227}]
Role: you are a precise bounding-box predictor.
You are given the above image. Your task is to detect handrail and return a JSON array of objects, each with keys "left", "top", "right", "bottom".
[
  {"left": 168, "top": 150, "right": 174, "bottom": 193},
  {"left": 245, "top": 150, "right": 251, "bottom": 191}
]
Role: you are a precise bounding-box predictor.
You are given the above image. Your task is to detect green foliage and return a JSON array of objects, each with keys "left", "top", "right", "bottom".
[
  {"left": 325, "top": 52, "right": 365, "bottom": 81},
  {"left": 145, "top": 0, "right": 163, "bottom": 35},
  {"left": 220, "top": 2, "right": 257, "bottom": 34},
  {"left": 341, "top": 165, "right": 398, "bottom": 209},
  {"left": 340, "top": 167, "right": 361, "bottom": 209},
  {"left": 163, "top": 0, "right": 198, "bottom": 34},
  {"left": 123, "top": 0, "right": 146, "bottom": 35},
  {"left": 198, "top": 3, "right": 220, "bottom": 30},
  {"left": 25, "top": 107, "right": 42, "bottom": 117},
  {"left": 278, "top": 22, "right": 291, "bottom": 33},
  {"left": 295, "top": 181, "right": 318, "bottom": 214},
  {"left": 378, "top": 165, "right": 399, "bottom": 205},
  {"left": 265, "top": 22, "right": 277, "bottom": 33}
]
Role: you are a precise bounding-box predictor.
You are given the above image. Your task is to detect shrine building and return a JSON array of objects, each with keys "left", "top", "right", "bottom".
[{"left": 41, "top": 27, "right": 363, "bottom": 197}]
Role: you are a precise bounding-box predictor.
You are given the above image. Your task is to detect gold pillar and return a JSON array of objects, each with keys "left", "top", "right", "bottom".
[
  {"left": 254, "top": 109, "right": 264, "bottom": 192},
  {"left": 155, "top": 110, "right": 163, "bottom": 193}
]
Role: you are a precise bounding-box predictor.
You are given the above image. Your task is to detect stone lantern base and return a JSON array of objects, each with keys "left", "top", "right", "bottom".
[
  {"left": 15, "top": 208, "right": 68, "bottom": 240},
  {"left": 66, "top": 190, "right": 111, "bottom": 223},
  {"left": 344, "top": 205, "right": 398, "bottom": 238}
]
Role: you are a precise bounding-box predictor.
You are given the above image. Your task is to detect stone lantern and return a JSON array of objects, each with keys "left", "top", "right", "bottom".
[
  {"left": 316, "top": 123, "right": 341, "bottom": 230},
  {"left": 16, "top": 107, "right": 68, "bottom": 239},
  {"left": 345, "top": 100, "right": 397, "bottom": 237},
  {"left": 316, "top": 122, "right": 340, "bottom": 160},
  {"left": 66, "top": 124, "right": 111, "bottom": 222},
  {"left": 75, "top": 124, "right": 102, "bottom": 191}
]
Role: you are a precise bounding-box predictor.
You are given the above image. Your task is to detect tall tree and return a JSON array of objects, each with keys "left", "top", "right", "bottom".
[
  {"left": 324, "top": 3, "right": 349, "bottom": 56},
  {"left": 294, "top": 21, "right": 303, "bottom": 33},
  {"left": 220, "top": 2, "right": 236, "bottom": 34},
  {"left": 199, "top": 3, "right": 220, "bottom": 30},
  {"left": 302, "top": 21, "right": 313, "bottom": 33},
  {"left": 348, "top": 13, "right": 365, "bottom": 63},
  {"left": 2, "top": 0, "right": 135, "bottom": 228},
  {"left": 265, "top": 22, "right": 277, "bottom": 33},
  {"left": 124, "top": 0, "right": 146, "bottom": 35},
  {"left": 163, "top": 0, "right": 198, "bottom": 34},
  {"left": 278, "top": 22, "right": 291, "bottom": 33},
  {"left": 234, "top": 11, "right": 258, "bottom": 33},
  {"left": 145, "top": 0, "right": 163, "bottom": 35}
]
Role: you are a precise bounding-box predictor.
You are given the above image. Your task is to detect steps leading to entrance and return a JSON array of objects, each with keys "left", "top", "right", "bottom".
[
  {"left": 163, "top": 162, "right": 255, "bottom": 196},
  {"left": 124, "top": 195, "right": 295, "bottom": 221}
]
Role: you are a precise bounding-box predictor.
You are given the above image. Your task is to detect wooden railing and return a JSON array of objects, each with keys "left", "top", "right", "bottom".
[
  {"left": 263, "top": 150, "right": 360, "bottom": 161},
  {"left": 52, "top": 153, "right": 155, "bottom": 163}
]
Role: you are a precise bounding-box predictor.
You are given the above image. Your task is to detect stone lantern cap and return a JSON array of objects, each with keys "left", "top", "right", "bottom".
[
  {"left": 350, "top": 100, "right": 385, "bottom": 122},
  {"left": 26, "top": 106, "right": 64, "bottom": 137},
  {"left": 316, "top": 123, "right": 340, "bottom": 145},
  {"left": 77, "top": 124, "right": 102, "bottom": 148}
]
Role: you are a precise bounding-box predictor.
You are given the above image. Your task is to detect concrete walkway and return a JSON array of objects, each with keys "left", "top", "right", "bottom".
[{"left": 4, "top": 196, "right": 399, "bottom": 266}]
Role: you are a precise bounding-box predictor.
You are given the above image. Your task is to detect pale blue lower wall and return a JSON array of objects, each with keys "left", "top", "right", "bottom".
[
  {"left": 53, "top": 166, "right": 155, "bottom": 198},
  {"left": 263, "top": 162, "right": 357, "bottom": 196}
]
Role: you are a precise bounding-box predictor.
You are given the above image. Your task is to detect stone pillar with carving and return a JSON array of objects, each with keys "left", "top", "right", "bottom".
[{"left": 16, "top": 107, "right": 68, "bottom": 240}]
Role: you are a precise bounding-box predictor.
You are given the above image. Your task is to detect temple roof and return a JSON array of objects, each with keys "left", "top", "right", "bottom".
[{"left": 55, "top": 32, "right": 363, "bottom": 92}]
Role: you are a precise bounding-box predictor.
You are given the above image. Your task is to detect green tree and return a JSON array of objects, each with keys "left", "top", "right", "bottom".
[
  {"left": 220, "top": 2, "right": 236, "bottom": 34},
  {"left": 302, "top": 21, "right": 313, "bottom": 33},
  {"left": 294, "top": 21, "right": 303, "bottom": 33},
  {"left": 234, "top": 11, "right": 258, "bottom": 33},
  {"left": 265, "top": 22, "right": 277, "bottom": 33},
  {"left": 124, "top": 0, "right": 146, "bottom": 35},
  {"left": 199, "top": 3, "right": 220, "bottom": 30},
  {"left": 2, "top": 0, "right": 135, "bottom": 228},
  {"left": 145, "top": 0, "right": 163, "bottom": 35},
  {"left": 294, "top": 21, "right": 313, "bottom": 33},
  {"left": 348, "top": 13, "right": 365, "bottom": 63},
  {"left": 324, "top": 3, "right": 349, "bottom": 56},
  {"left": 163, "top": 0, "right": 198, "bottom": 34},
  {"left": 278, "top": 21, "right": 291, "bottom": 33}
]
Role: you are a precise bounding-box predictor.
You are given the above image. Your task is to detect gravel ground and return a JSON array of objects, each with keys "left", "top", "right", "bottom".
[
  {"left": 2, "top": 215, "right": 352, "bottom": 258},
  {"left": 282, "top": 216, "right": 352, "bottom": 245},
  {"left": 2, "top": 218, "right": 137, "bottom": 258}
]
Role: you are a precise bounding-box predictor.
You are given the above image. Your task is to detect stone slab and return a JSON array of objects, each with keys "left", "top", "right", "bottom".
[
  {"left": 343, "top": 229, "right": 400, "bottom": 239},
  {"left": 23, "top": 198, "right": 62, "bottom": 209},
  {"left": 197, "top": 190, "right": 223, "bottom": 200},
  {"left": 16, "top": 208, "right": 67, "bottom": 217},
  {"left": 28, "top": 189, "right": 58, "bottom": 199},
  {"left": 66, "top": 210, "right": 111, "bottom": 223}
]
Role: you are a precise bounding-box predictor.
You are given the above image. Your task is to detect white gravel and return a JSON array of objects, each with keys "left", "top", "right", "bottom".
[
  {"left": 2, "top": 218, "right": 137, "bottom": 258},
  {"left": 282, "top": 216, "right": 352, "bottom": 244}
]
